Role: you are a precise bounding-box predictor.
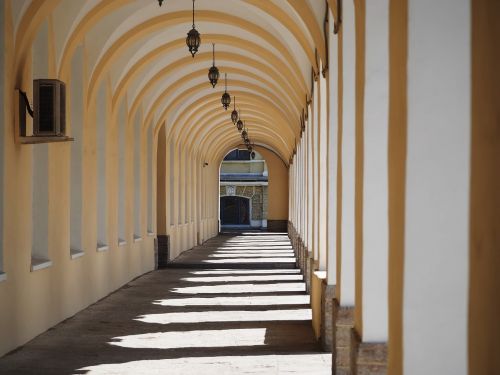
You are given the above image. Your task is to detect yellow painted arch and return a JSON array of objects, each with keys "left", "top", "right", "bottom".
[
  {"left": 115, "top": 35, "right": 305, "bottom": 112},
  {"left": 148, "top": 82, "right": 298, "bottom": 143},
  {"left": 195, "top": 119, "right": 291, "bottom": 162},
  {"left": 86, "top": 10, "right": 310, "bottom": 107},
  {"left": 175, "top": 99, "right": 295, "bottom": 151},
  {"left": 127, "top": 55, "right": 303, "bottom": 128},
  {"left": 14, "top": 0, "right": 61, "bottom": 85},
  {"left": 181, "top": 108, "right": 292, "bottom": 157}
]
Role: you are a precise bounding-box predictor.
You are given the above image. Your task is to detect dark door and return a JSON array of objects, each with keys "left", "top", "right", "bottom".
[{"left": 221, "top": 196, "right": 250, "bottom": 225}]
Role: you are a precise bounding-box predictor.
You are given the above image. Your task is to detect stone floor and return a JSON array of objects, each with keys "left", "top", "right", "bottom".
[{"left": 0, "top": 233, "right": 331, "bottom": 374}]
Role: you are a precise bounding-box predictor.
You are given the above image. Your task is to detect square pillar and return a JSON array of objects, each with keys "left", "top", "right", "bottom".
[
  {"left": 321, "top": 283, "right": 336, "bottom": 351},
  {"left": 356, "top": 342, "right": 387, "bottom": 375},
  {"left": 333, "top": 304, "right": 355, "bottom": 375}
]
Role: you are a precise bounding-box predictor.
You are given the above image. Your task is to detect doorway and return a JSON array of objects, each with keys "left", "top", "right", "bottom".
[{"left": 220, "top": 196, "right": 250, "bottom": 225}]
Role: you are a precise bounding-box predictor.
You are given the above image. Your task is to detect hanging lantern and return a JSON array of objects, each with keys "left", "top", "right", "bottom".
[
  {"left": 231, "top": 97, "right": 238, "bottom": 124},
  {"left": 251, "top": 151, "right": 256, "bottom": 159},
  {"left": 221, "top": 73, "right": 231, "bottom": 110},
  {"left": 241, "top": 129, "right": 247, "bottom": 139},
  {"left": 186, "top": 0, "right": 200, "bottom": 58},
  {"left": 236, "top": 119, "right": 243, "bottom": 132},
  {"left": 244, "top": 138, "right": 250, "bottom": 146},
  {"left": 158, "top": 0, "right": 164, "bottom": 6},
  {"left": 208, "top": 43, "right": 219, "bottom": 88}
]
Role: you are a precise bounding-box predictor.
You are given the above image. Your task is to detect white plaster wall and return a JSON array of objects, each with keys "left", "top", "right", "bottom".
[
  {"left": 361, "top": 0, "right": 389, "bottom": 342},
  {"left": 404, "top": 1, "right": 470, "bottom": 373},
  {"left": 70, "top": 45, "right": 84, "bottom": 252},
  {"left": 318, "top": 73, "right": 328, "bottom": 271},
  {"left": 327, "top": 9, "right": 338, "bottom": 286},
  {"left": 31, "top": 21, "right": 49, "bottom": 261},
  {"left": 307, "top": 114, "right": 313, "bottom": 250},
  {"left": 312, "top": 83, "right": 320, "bottom": 261},
  {"left": 339, "top": 0, "right": 356, "bottom": 306}
]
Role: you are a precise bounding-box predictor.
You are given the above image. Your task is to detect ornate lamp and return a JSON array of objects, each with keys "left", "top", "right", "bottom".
[
  {"left": 241, "top": 129, "right": 247, "bottom": 139},
  {"left": 208, "top": 43, "right": 219, "bottom": 88},
  {"left": 221, "top": 73, "right": 231, "bottom": 110},
  {"left": 236, "top": 118, "right": 243, "bottom": 132},
  {"left": 231, "top": 97, "right": 238, "bottom": 124},
  {"left": 158, "top": 0, "right": 165, "bottom": 5},
  {"left": 251, "top": 151, "right": 256, "bottom": 159},
  {"left": 186, "top": 0, "right": 200, "bottom": 58}
]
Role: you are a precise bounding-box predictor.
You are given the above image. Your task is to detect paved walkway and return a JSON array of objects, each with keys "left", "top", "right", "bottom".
[{"left": 0, "top": 233, "right": 331, "bottom": 374}]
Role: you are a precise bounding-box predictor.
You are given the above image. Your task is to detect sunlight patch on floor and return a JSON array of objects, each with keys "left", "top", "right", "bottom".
[
  {"left": 109, "top": 328, "right": 267, "bottom": 349},
  {"left": 172, "top": 283, "right": 305, "bottom": 294},
  {"left": 153, "top": 294, "right": 309, "bottom": 307},
  {"left": 181, "top": 274, "right": 303, "bottom": 282},
  {"left": 79, "top": 354, "right": 332, "bottom": 374},
  {"left": 189, "top": 269, "right": 301, "bottom": 275},
  {"left": 207, "top": 253, "right": 294, "bottom": 259},
  {"left": 136, "top": 309, "right": 311, "bottom": 324},
  {"left": 202, "top": 258, "right": 296, "bottom": 264}
]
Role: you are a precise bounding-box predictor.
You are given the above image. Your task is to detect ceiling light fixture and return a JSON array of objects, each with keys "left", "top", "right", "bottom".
[
  {"left": 221, "top": 73, "right": 231, "bottom": 110},
  {"left": 208, "top": 43, "right": 219, "bottom": 88},
  {"left": 186, "top": 0, "right": 200, "bottom": 58},
  {"left": 231, "top": 96, "right": 238, "bottom": 124}
]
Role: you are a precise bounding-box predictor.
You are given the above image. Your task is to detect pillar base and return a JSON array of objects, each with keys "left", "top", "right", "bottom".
[
  {"left": 321, "top": 284, "right": 336, "bottom": 352},
  {"left": 356, "top": 342, "right": 387, "bottom": 375},
  {"left": 305, "top": 250, "right": 313, "bottom": 293},
  {"left": 333, "top": 304, "right": 355, "bottom": 375}
]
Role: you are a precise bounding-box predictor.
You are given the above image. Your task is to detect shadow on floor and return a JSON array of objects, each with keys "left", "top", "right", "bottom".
[{"left": 0, "top": 234, "right": 331, "bottom": 375}]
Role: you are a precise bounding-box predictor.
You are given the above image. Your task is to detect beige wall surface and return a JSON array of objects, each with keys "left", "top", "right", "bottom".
[
  {"left": 256, "top": 147, "right": 289, "bottom": 220},
  {"left": 0, "top": 2, "right": 156, "bottom": 357}
]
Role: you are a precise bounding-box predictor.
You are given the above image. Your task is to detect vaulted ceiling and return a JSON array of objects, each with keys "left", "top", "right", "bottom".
[{"left": 15, "top": 0, "right": 327, "bottom": 163}]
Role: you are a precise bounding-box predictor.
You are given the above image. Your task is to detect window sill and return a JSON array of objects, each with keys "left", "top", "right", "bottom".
[
  {"left": 118, "top": 239, "right": 127, "bottom": 247},
  {"left": 19, "top": 136, "right": 74, "bottom": 145},
  {"left": 133, "top": 235, "right": 143, "bottom": 243},
  {"left": 97, "top": 243, "right": 109, "bottom": 252},
  {"left": 31, "top": 258, "right": 53, "bottom": 272},
  {"left": 0, "top": 272, "right": 6, "bottom": 282},
  {"left": 70, "top": 249, "right": 85, "bottom": 260}
]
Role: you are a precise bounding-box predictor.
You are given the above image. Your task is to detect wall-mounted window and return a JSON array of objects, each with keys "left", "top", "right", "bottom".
[
  {"left": 133, "top": 111, "right": 141, "bottom": 240},
  {"left": 96, "top": 83, "right": 108, "bottom": 251},
  {"left": 70, "top": 45, "right": 84, "bottom": 259},
  {"left": 117, "top": 101, "right": 126, "bottom": 246},
  {"left": 0, "top": 5, "right": 5, "bottom": 280},
  {"left": 169, "top": 139, "right": 175, "bottom": 225},
  {"left": 147, "top": 125, "right": 153, "bottom": 234},
  {"left": 31, "top": 21, "right": 51, "bottom": 271}
]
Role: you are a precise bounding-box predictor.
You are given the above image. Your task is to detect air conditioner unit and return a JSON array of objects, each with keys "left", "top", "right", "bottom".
[{"left": 33, "top": 79, "right": 66, "bottom": 136}]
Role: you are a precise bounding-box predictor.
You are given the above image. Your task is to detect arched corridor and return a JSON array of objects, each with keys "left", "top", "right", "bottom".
[{"left": 0, "top": 1, "right": 499, "bottom": 374}]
